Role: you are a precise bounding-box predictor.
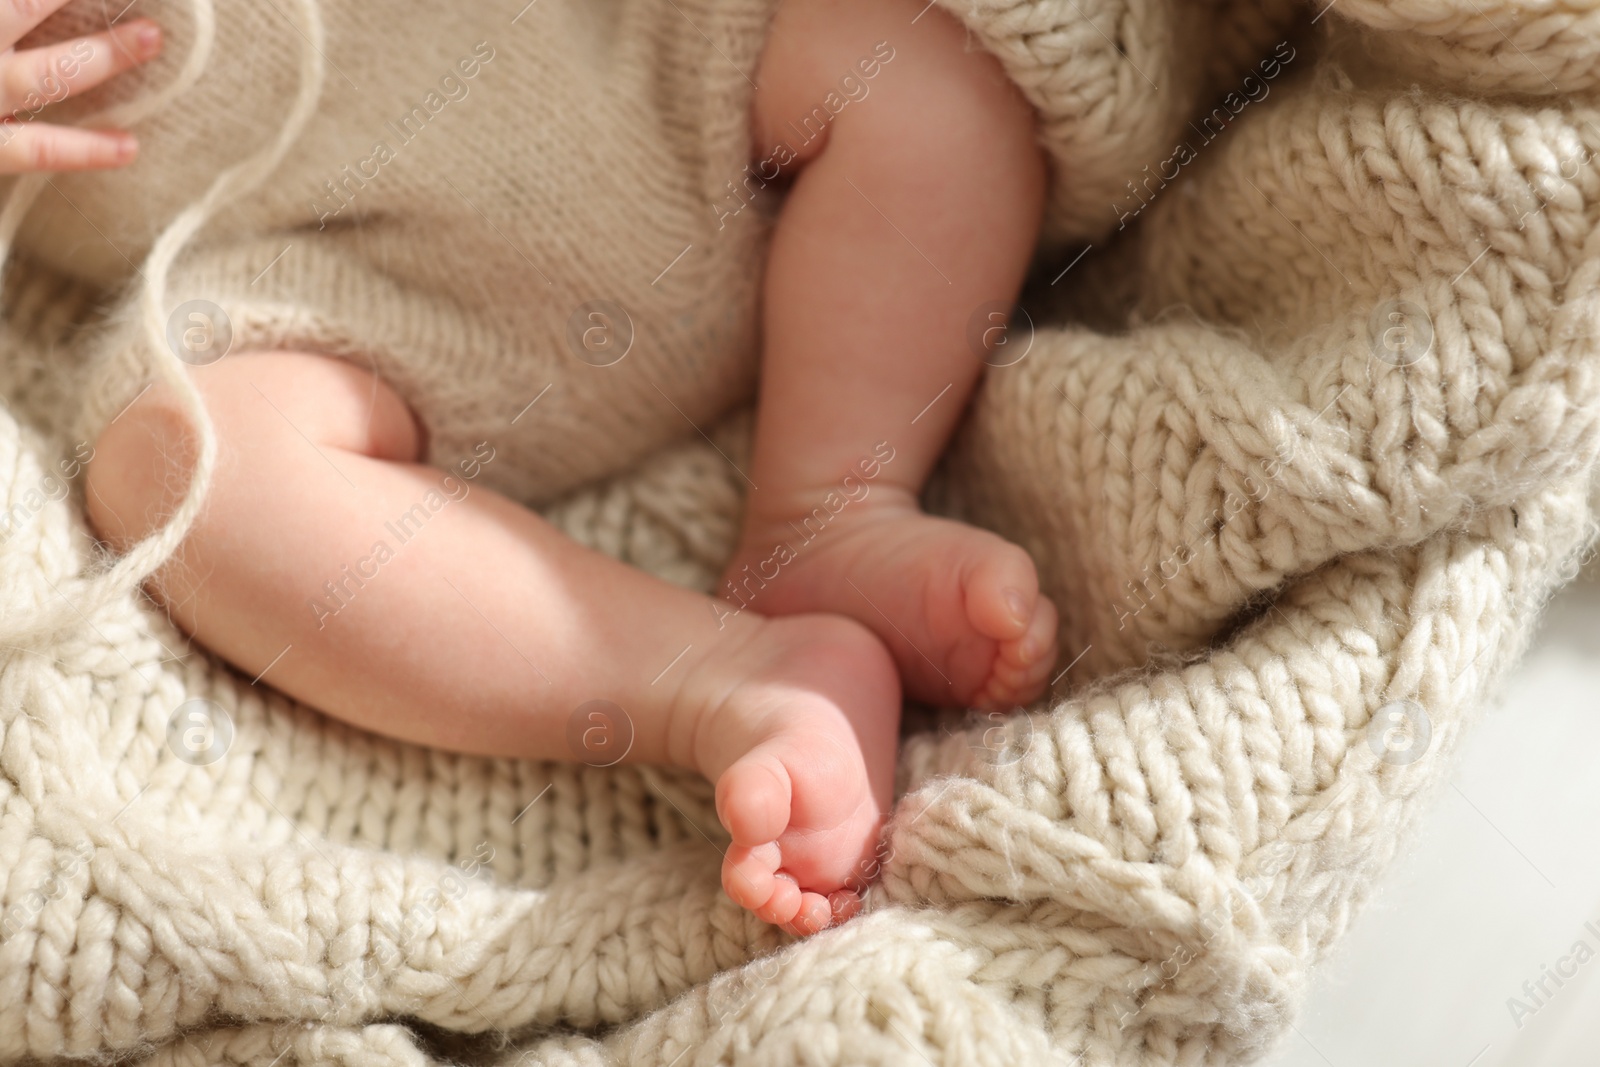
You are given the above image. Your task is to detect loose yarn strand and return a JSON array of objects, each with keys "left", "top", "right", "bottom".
[
  {"left": 99, "top": 0, "right": 326, "bottom": 611},
  {"left": 0, "top": 0, "right": 324, "bottom": 646}
]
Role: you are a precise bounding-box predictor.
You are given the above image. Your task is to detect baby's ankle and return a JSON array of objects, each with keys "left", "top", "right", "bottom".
[
  {"left": 736, "top": 466, "right": 923, "bottom": 558},
  {"left": 670, "top": 612, "right": 895, "bottom": 782}
]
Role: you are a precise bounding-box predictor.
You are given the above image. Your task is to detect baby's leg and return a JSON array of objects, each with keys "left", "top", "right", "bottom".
[
  {"left": 730, "top": 0, "right": 1059, "bottom": 709},
  {"left": 86, "top": 351, "right": 901, "bottom": 934}
]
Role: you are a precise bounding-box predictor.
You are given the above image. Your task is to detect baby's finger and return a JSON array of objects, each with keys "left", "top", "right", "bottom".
[
  {"left": 0, "top": 122, "right": 134, "bottom": 173},
  {"left": 1, "top": 21, "right": 162, "bottom": 117}
]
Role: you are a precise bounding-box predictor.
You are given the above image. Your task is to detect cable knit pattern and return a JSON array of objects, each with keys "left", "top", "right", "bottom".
[{"left": 0, "top": 1, "right": 1596, "bottom": 1065}]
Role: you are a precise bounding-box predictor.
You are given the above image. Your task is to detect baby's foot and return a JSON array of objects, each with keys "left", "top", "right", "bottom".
[
  {"left": 722, "top": 489, "right": 1058, "bottom": 709},
  {"left": 678, "top": 614, "right": 901, "bottom": 935}
]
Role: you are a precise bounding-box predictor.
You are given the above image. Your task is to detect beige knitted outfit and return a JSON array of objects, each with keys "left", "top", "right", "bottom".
[
  {"left": 0, "top": 0, "right": 1598, "bottom": 1065},
  {"left": 34, "top": 0, "right": 778, "bottom": 506}
]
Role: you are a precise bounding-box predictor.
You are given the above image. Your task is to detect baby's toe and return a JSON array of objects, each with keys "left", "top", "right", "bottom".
[
  {"left": 977, "top": 595, "right": 1059, "bottom": 709},
  {"left": 1015, "top": 595, "right": 1059, "bottom": 676},
  {"left": 723, "top": 842, "right": 782, "bottom": 910},
  {"left": 782, "top": 891, "right": 836, "bottom": 936},
  {"left": 965, "top": 537, "right": 1042, "bottom": 643},
  {"left": 754, "top": 873, "right": 804, "bottom": 926},
  {"left": 781, "top": 889, "right": 862, "bottom": 936},
  {"left": 716, "top": 748, "right": 794, "bottom": 848}
]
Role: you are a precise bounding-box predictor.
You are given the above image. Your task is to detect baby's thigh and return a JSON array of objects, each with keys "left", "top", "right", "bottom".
[
  {"left": 86, "top": 352, "right": 422, "bottom": 547},
  {"left": 182, "top": 352, "right": 423, "bottom": 461},
  {"left": 751, "top": 0, "right": 1018, "bottom": 165}
]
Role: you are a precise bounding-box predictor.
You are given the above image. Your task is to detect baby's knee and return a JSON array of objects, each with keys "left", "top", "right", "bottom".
[
  {"left": 85, "top": 351, "right": 422, "bottom": 550},
  {"left": 85, "top": 379, "right": 200, "bottom": 550}
]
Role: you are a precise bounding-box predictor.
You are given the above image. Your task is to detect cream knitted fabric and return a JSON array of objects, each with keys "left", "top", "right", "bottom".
[{"left": 1, "top": 1, "right": 1598, "bottom": 1065}]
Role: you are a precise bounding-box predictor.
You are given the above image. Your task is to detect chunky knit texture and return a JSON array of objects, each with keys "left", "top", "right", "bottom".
[{"left": 0, "top": 0, "right": 1598, "bottom": 1065}]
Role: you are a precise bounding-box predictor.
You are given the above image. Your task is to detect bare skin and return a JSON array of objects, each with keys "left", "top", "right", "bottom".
[
  {"left": 722, "top": 0, "right": 1057, "bottom": 712},
  {"left": 88, "top": 351, "right": 900, "bottom": 935},
  {"left": 83, "top": 0, "right": 1053, "bottom": 935}
]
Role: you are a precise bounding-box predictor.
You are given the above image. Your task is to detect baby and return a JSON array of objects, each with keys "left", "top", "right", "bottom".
[{"left": 39, "top": 0, "right": 1057, "bottom": 935}]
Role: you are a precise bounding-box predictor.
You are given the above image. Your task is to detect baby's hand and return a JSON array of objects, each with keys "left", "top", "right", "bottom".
[{"left": 0, "top": 3, "right": 163, "bottom": 173}]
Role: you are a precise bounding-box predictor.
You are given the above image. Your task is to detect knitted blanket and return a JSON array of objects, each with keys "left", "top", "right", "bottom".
[{"left": 2, "top": 0, "right": 1599, "bottom": 1064}]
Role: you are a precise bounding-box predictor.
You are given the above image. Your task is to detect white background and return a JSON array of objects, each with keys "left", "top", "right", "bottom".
[{"left": 1262, "top": 577, "right": 1600, "bottom": 1066}]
